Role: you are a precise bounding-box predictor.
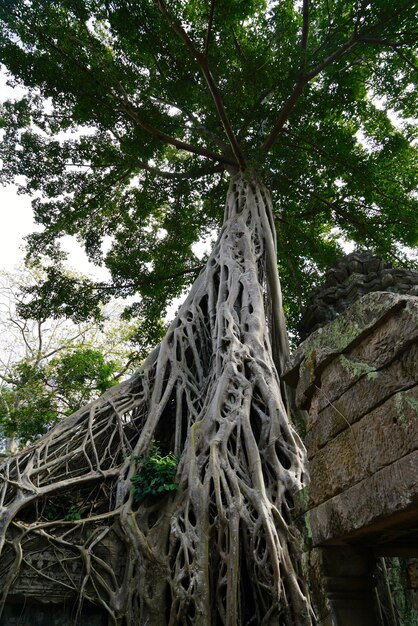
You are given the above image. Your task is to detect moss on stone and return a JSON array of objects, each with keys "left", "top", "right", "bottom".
[
  {"left": 298, "top": 293, "right": 407, "bottom": 364},
  {"left": 339, "top": 355, "right": 377, "bottom": 379}
]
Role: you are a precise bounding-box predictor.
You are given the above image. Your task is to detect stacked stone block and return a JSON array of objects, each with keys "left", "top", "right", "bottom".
[
  {"left": 287, "top": 291, "right": 418, "bottom": 545},
  {"left": 285, "top": 291, "right": 418, "bottom": 625}
]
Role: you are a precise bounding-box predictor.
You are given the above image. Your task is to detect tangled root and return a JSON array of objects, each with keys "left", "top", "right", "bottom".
[{"left": 0, "top": 175, "right": 312, "bottom": 625}]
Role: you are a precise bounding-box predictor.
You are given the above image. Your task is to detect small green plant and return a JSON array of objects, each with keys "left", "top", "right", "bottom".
[
  {"left": 65, "top": 504, "right": 81, "bottom": 521},
  {"left": 131, "top": 442, "right": 179, "bottom": 503},
  {"left": 44, "top": 502, "right": 58, "bottom": 521},
  {"left": 42, "top": 496, "right": 82, "bottom": 521}
]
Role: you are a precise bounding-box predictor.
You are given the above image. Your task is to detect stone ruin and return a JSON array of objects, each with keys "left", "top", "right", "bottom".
[
  {"left": 285, "top": 250, "right": 418, "bottom": 625},
  {"left": 298, "top": 250, "right": 418, "bottom": 339},
  {"left": 1, "top": 249, "right": 417, "bottom": 625},
  {"left": 0, "top": 526, "right": 123, "bottom": 625}
]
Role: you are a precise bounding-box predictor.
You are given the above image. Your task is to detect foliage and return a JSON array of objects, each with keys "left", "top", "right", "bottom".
[
  {"left": 52, "top": 347, "right": 119, "bottom": 406},
  {"left": 0, "top": 268, "right": 165, "bottom": 445},
  {"left": 43, "top": 502, "right": 82, "bottom": 521},
  {"left": 0, "top": 0, "right": 416, "bottom": 334},
  {"left": 64, "top": 504, "right": 82, "bottom": 521},
  {"left": 130, "top": 442, "right": 179, "bottom": 504},
  {"left": 0, "top": 362, "right": 57, "bottom": 442},
  {"left": 0, "top": 347, "right": 119, "bottom": 444}
]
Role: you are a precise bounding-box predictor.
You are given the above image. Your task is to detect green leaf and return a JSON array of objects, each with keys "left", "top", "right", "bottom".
[
  {"left": 0, "top": 0, "right": 415, "bottom": 336},
  {"left": 130, "top": 441, "right": 179, "bottom": 503}
]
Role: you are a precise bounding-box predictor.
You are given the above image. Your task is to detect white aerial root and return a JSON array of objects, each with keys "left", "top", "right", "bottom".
[{"left": 0, "top": 174, "right": 312, "bottom": 625}]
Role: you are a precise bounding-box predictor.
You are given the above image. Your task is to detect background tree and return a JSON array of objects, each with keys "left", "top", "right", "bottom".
[
  {"left": 0, "top": 267, "right": 165, "bottom": 450},
  {"left": 0, "top": 348, "right": 120, "bottom": 448},
  {"left": 0, "top": 1, "right": 416, "bottom": 625}
]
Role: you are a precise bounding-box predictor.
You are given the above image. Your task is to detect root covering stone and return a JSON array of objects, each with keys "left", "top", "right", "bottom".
[{"left": 0, "top": 175, "right": 312, "bottom": 625}]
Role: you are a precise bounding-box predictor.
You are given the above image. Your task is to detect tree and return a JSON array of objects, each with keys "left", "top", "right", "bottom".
[
  {"left": 0, "top": 348, "right": 120, "bottom": 447},
  {"left": 0, "top": 1, "right": 416, "bottom": 624},
  {"left": 0, "top": 268, "right": 165, "bottom": 449}
]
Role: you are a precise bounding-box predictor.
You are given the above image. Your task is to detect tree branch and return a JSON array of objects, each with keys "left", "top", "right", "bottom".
[
  {"left": 68, "top": 265, "right": 205, "bottom": 295},
  {"left": 0, "top": 372, "right": 17, "bottom": 386},
  {"left": 111, "top": 355, "right": 139, "bottom": 381},
  {"left": 357, "top": 37, "right": 412, "bottom": 46},
  {"left": 260, "top": 0, "right": 312, "bottom": 154},
  {"left": 37, "top": 321, "right": 43, "bottom": 357},
  {"left": 8, "top": 318, "right": 33, "bottom": 356},
  {"left": 305, "top": 35, "right": 358, "bottom": 81},
  {"left": 40, "top": 331, "right": 91, "bottom": 361},
  {"left": 262, "top": 0, "right": 349, "bottom": 154},
  {"left": 154, "top": 0, "right": 246, "bottom": 170},
  {"left": 262, "top": 0, "right": 415, "bottom": 153},
  {"left": 356, "top": 38, "right": 418, "bottom": 72},
  {"left": 276, "top": 179, "right": 406, "bottom": 266},
  {"left": 5, "top": 4, "right": 232, "bottom": 170},
  {"left": 332, "top": 204, "right": 407, "bottom": 265},
  {"left": 149, "top": 95, "right": 228, "bottom": 151},
  {"left": 204, "top": 0, "right": 216, "bottom": 58},
  {"left": 301, "top": 0, "right": 310, "bottom": 56},
  {"left": 108, "top": 125, "right": 226, "bottom": 178},
  {"left": 393, "top": 47, "right": 418, "bottom": 73},
  {"left": 118, "top": 101, "right": 235, "bottom": 167},
  {"left": 281, "top": 130, "right": 416, "bottom": 212},
  {"left": 260, "top": 78, "right": 307, "bottom": 153},
  {"left": 135, "top": 161, "right": 224, "bottom": 180}
]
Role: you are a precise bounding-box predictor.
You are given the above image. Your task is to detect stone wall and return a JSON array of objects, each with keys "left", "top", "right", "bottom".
[
  {"left": 0, "top": 527, "right": 125, "bottom": 626},
  {"left": 285, "top": 290, "right": 418, "bottom": 625},
  {"left": 287, "top": 291, "right": 418, "bottom": 546}
]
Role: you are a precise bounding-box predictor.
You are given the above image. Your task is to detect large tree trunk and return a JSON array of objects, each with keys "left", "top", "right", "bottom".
[{"left": 0, "top": 174, "right": 312, "bottom": 625}]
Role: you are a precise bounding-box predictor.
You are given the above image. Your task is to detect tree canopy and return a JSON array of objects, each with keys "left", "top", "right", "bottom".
[{"left": 0, "top": 0, "right": 416, "bottom": 333}]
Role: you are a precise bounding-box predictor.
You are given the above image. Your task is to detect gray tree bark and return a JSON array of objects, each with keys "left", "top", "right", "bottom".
[{"left": 0, "top": 174, "right": 312, "bottom": 625}]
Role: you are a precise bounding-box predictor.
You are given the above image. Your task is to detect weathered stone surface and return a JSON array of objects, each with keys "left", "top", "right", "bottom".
[
  {"left": 291, "top": 258, "right": 418, "bottom": 622},
  {"left": 309, "top": 450, "right": 418, "bottom": 545},
  {"left": 305, "top": 342, "right": 418, "bottom": 455},
  {"left": 307, "top": 386, "right": 418, "bottom": 505},
  {"left": 314, "top": 300, "right": 418, "bottom": 413},
  {"left": 1, "top": 530, "right": 125, "bottom": 616},
  {"left": 283, "top": 291, "right": 400, "bottom": 388},
  {"left": 286, "top": 293, "right": 416, "bottom": 408},
  {"left": 408, "top": 559, "right": 418, "bottom": 589},
  {"left": 297, "top": 248, "right": 418, "bottom": 340},
  {"left": 306, "top": 548, "right": 333, "bottom": 626}
]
